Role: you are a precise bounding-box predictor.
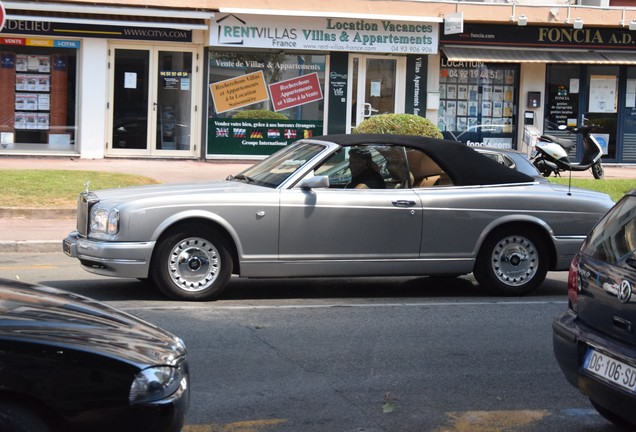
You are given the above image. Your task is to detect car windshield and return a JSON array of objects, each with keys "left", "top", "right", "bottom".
[{"left": 230, "top": 142, "right": 326, "bottom": 188}]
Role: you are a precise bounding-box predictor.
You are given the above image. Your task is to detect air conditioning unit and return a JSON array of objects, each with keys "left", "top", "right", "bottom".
[{"left": 578, "top": 0, "right": 610, "bottom": 6}]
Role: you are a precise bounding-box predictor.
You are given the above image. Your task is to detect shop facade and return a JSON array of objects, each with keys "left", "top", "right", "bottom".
[
  {"left": 439, "top": 23, "right": 636, "bottom": 163},
  {"left": 206, "top": 12, "right": 441, "bottom": 159},
  {"left": 4, "top": 2, "right": 636, "bottom": 163},
  {"left": 0, "top": 2, "right": 209, "bottom": 158}
]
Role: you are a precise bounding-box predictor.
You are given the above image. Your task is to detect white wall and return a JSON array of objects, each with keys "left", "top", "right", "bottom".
[
  {"left": 78, "top": 39, "right": 108, "bottom": 159},
  {"left": 426, "top": 53, "right": 441, "bottom": 127},
  {"left": 518, "top": 62, "right": 546, "bottom": 154}
]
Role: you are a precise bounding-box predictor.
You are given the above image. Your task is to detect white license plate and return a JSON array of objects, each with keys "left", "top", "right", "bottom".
[{"left": 584, "top": 348, "right": 636, "bottom": 393}]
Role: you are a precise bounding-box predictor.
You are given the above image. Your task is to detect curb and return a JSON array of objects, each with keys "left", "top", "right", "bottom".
[
  {"left": 0, "top": 208, "right": 75, "bottom": 219},
  {"left": 0, "top": 240, "right": 61, "bottom": 254}
]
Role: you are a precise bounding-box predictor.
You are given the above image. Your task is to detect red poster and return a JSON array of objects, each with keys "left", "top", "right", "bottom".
[{"left": 268, "top": 72, "right": 323, "bottom": 112}]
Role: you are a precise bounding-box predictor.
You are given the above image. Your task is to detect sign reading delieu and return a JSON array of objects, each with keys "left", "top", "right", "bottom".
[
  {"left": 269, "top": 72, "right": 323, "bottom": 112},
  {"left": 0, "top": 1, "right": 6, "bottom": 33}
]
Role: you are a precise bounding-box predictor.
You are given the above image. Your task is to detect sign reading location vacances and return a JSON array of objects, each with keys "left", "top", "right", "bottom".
[
  {"left": 268, "top": 73, "right": 323, "bottom": 112},
  {"left": 210, "top": 71, "right": 269, "bottom": 114}
]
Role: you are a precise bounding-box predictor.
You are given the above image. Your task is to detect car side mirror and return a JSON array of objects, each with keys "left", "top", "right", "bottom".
[{"left": 299, "top": 176, "right": 330, "bottom": 190}]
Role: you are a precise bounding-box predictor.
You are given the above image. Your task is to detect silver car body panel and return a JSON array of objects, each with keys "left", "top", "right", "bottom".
[
  {"left": 64, "top": 135, "right": 613, "bottom": 286},
  {"left": 65, "top": 180, "right": 604, "bottom": 280}
]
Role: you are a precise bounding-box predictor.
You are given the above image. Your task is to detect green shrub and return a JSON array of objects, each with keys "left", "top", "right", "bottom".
[
  {"left": 231, "top": 110, "right": 289, "bottom": 120},
  {"left": 353, "top": 113, "right": 442, "bottom": 138}
]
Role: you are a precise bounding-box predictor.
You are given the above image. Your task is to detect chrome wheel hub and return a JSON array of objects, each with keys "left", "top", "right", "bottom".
[
  {"left": 491, "top": 235, "right": 537, "bottom": 287},
  {"left": 168, "top": 237, "right": 220, "bottom": 292}
]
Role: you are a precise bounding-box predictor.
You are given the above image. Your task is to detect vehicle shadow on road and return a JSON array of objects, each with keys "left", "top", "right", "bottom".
[{"left": 39, "top": 272, "right": 567, "bottom": 302}]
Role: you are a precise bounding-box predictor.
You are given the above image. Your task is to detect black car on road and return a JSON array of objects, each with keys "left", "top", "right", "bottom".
[
  {"left": 0, "top": 278, "right": 189, "bottom": 432},
  {"left": 553, "top": 190, "right": 636, "bottom": 429}
]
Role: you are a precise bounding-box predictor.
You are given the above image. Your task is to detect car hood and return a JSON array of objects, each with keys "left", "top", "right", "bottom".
[
  {"left": 89, "top": 180, "right": 254, "bottom": 205},
  {"left": 0, "top": 279, "right": 186, "bottom": 368}
]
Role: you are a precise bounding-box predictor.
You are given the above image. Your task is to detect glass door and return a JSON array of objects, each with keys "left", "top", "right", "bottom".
[
  {"left": 585, "top": 66, "right": 619, "bottom": 160},
  {"left": 348, "top": 55, "right": 406, "bottom": 132},
  {"left": 111, "top": 49, "right": 149, "bottom": 151},
  {"left": 108, "top": 45, "right": 198, "bottom": 157},
  {"left": 156, "top": 50, "right": 193, "bottom": 152}
]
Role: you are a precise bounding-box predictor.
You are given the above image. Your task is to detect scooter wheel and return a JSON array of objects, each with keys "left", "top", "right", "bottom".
[{"left": 592, "top": 163, "right": 604, "bottom": 180}]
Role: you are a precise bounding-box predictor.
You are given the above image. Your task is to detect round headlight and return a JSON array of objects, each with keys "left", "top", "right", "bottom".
[{"left": 129, "top": 366, "right": 186, "bottom": 403}]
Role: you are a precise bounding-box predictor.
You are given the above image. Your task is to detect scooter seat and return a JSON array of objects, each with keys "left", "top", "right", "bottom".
[{"left": 541, "top": 135, "right": 576, "bottom": 149}]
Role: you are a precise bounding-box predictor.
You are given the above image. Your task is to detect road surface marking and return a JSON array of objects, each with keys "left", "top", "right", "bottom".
[
  {"left": 183, "top": 419, "right": 286, "bottom": 432},
  {"left": 437, "top": 410, "right": 550, "bottom": 432}
]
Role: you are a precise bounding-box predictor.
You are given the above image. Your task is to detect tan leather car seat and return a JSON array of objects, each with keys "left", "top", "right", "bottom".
[{"left": 406, "top": 150, "right": 453, "bottom": 187}]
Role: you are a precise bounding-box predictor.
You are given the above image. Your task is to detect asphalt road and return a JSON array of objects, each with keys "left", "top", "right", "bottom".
[{"left": 0, "top": 253, "right": 626, "bottom": 432}]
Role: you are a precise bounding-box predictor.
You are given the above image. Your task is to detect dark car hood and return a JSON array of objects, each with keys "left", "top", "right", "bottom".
[{"left": 0, "top": 279, "right": 185, "bottom": 368}]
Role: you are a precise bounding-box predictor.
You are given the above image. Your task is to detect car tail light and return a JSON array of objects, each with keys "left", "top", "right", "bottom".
[{"left": 568, "top": 255, "right": 580, "bottom": 312}]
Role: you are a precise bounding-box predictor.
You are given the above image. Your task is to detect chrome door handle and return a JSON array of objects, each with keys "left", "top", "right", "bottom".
[{"left": 392, "top": 200, "right": 416, "bottom": 207}]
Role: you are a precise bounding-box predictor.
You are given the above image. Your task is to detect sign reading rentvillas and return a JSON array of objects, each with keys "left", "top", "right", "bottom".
[{"left": 211, "top": 14, "right": 439, "bottom": 54}]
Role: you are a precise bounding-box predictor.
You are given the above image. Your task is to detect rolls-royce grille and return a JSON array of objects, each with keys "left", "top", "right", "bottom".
[{"left": 77, "top": 192, "right": 99, "bottom": 237}]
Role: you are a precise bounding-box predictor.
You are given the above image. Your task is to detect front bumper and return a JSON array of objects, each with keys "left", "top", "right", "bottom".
[
  {"left": 552, "top": 311, "right": 636, "bottom": 424},
  {"left": 64, "top": 370, "right": 189, "bottom": 432},
  {"left": 63, "top": 231, "right": 154, "bottom": 279}
]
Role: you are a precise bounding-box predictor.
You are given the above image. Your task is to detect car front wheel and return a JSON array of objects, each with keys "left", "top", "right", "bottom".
[
  {"left": 151, "top": 225, "right": 232, "bottom": 301},
  {"left": 473, "top": 226, "right": 548, "bottom": 296},
  {"left": 0, "top": 403, "right": 51, "bottom": 432}
]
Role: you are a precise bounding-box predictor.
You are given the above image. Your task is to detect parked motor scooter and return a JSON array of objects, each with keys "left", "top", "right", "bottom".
[{"left": 532, "top": 120, "right": 604, "bottom": 179}]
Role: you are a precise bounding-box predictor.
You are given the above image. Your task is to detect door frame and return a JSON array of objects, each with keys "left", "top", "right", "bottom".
[
  {"left": 106, "top": 43, "right": 201, "bottom": 158},
  {"left": 346, "top": 54, "right": 407, "bottom": 133}
]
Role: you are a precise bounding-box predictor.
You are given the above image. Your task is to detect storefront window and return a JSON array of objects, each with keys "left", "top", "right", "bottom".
[
  {"left": 587, "top": 65, "right": 618, "bottom": 159},
  {"left": 0, "top": 43, "right": 77, "bottom": 152},
  {"left": 207, "top": 51, "right": 326, "bottom": 157},
  {"left": 622, "top": 67, "right": 636, "bottom": 162},
  {"left": 546, "top": 64, "right": 618, "bottom": 159},
  {"left": 546, "top": 64, "right": 580, "bottom": 130},
  {"left": 438, "top": 58, "right": 518, "bottom": 149}
]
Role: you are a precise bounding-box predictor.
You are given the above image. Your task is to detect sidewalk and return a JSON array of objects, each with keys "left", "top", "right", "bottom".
[
  {"left": 1, "top": 157, "right": 636, "bottom": 253},
  {"left": 0, "top": 158, "right": 253, "bottom": 253}
]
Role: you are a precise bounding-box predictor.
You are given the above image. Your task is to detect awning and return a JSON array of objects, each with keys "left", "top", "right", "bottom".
[
  {"left": 219, "top": 7, "right": 443, "bottom": 23},
  {"left": 3, "top": 1, "right": 212, "bottom": 30},
  {"left": 442, "top": 46, "right": 636, "bottom": 64}
]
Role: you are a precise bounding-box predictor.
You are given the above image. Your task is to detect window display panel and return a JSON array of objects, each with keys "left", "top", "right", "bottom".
[
  {"left": 207, "top": 51, "right": 326, "bottom": 156},
  {"left": 546, "top": 64, "right": 580, "bottom": 130},
  {"left": 438, "top": 59, "right": 517, "bottom": 149},
  {"left": 0, "top": 43, "right": 77, "bottom": 152},
  {"left": 586, "top": 66, "right": 618, "bottom": 159},
  {"left": 622, "top": 67, "right": 636, "bottom": 162}
]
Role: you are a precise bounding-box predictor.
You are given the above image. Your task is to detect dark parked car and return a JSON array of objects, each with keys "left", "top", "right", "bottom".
[
  {"left": 553, "top": 190, "right": 636, "bottom": 429},
  {"left": 474, "top": 147, "right": 547, "bottom": 181},
  {"left": 0, "top": 278, "right": 189, "bottom": 432}
]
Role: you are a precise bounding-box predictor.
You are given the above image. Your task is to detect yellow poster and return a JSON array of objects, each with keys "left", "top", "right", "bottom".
[{"left": 210, "top": 71, "right": 269, "bottom": 114}]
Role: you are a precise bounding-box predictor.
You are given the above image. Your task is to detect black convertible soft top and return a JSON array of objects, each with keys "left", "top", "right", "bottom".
[{"left": 311, "top": 133, "right": 534, "bottom": 186}]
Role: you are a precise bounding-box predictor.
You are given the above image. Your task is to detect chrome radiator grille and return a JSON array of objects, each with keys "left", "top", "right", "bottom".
[{"left": 77, "top": 192, "right": 99, "bottom": 237}]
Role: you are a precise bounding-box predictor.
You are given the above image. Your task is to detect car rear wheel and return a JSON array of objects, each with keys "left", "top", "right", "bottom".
[
  {"left": 0, "top": 403, "right": 51, "bottom": 432},
  {"left": 474, "top": 226, "right": 548, "bottom": 296},
  {"left": 151, "top": 225, "right": 232, "bottom": 301},
  {"left": 590, "top": 399, "right": 636, "bottom": 430}
]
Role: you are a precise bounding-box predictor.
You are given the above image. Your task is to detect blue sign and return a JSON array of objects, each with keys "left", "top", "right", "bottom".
[
  {"left": 54, "top": 40, "right": 80, "bottom": 49},
  {"left": 1, "top": 52, "right": 14, "bottom": 68}
]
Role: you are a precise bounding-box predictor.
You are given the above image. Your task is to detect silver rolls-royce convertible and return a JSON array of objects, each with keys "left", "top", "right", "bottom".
[{"left": 63, "top": 134, "right": 614, "bottom": 301}]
